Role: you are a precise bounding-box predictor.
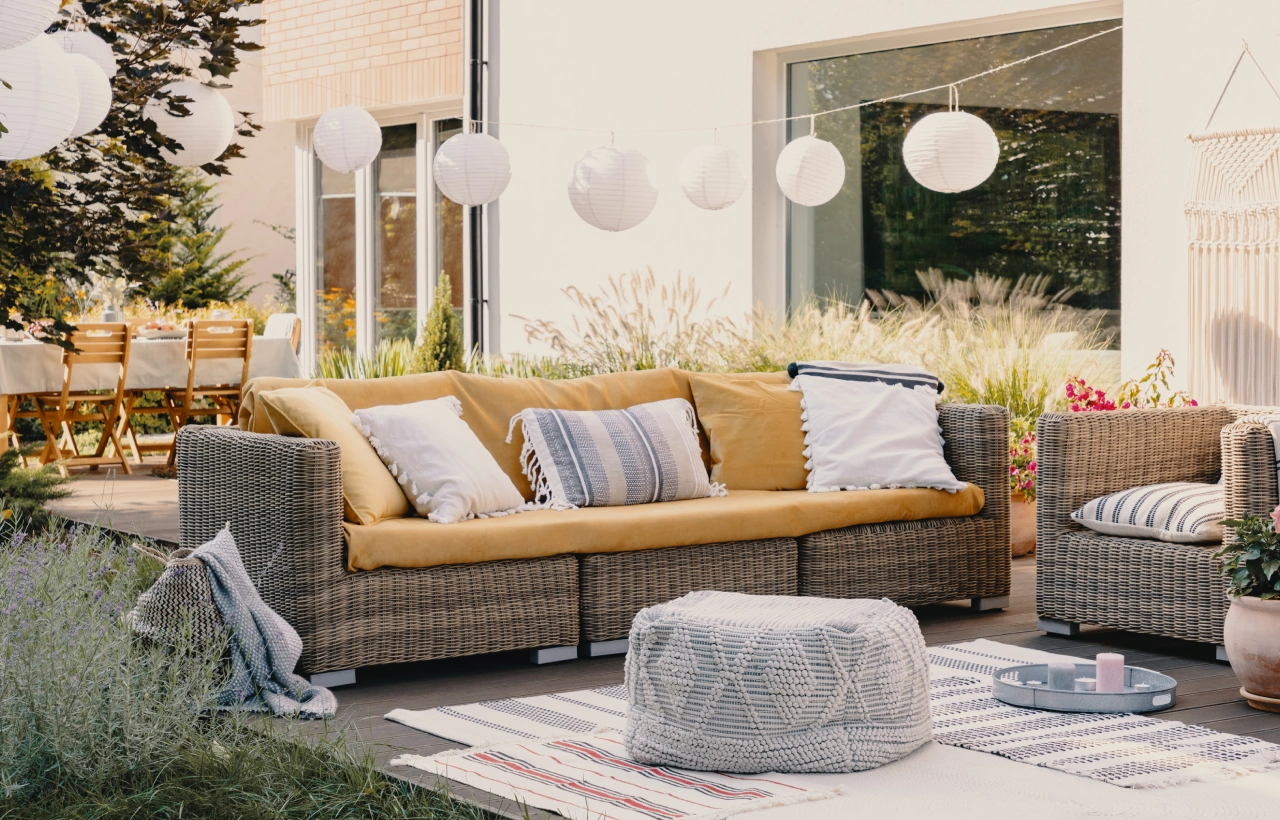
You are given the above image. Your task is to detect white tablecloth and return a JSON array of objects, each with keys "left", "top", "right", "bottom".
[{"left": 0, "top": 337, "right": 302, "bottom": 395}]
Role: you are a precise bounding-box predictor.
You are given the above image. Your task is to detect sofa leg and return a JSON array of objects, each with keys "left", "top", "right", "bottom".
[
  {"left": 310, "top": 669, "right": 357, "bottom": 688},
  {"left": 1038, "top": 617, "right": 1081, "bottom": 637},
  {"left": 586, "top": 638, "right": 629, "bottom": 657},
  {"left": 970, "top": 595, "right": 1010, "bottom": 612},
  {"left": 1215, "top": 644, "right": 1229, "bottom": 663},
  {"left": 529, "top": 645, "right": 578, "bottom": 665}
]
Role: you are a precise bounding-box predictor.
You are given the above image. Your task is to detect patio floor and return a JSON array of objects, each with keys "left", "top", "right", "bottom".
[{"left": 50, "top": 468, "right": 1280, "bottom": 818}]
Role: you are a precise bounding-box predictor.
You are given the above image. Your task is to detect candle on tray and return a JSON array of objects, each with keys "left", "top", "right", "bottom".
[
  {"left": 1096, "top": 653, "right": 1125, "bottom": 693},
  {"left": 1074, "top": 677, "right": 1097, "bottom": 691},
  {"left": 1047, "top": 662, "right": 1076, "bottom": 690}
]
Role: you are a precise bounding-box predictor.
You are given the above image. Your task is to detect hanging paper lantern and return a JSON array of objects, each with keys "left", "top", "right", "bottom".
[
  {"left": 679, "top": 144, "right": 746, "bottom": 210},
  {"left": 48, "top": 30, "right": 119, "bottom": 78},
  {"left": 145, "top": 81, "right": 235, "bottom": 167},
  {"left": 0, "top": 0, "right": 62, "bottom": 50},
  {"left": 312, "top": 105, "right": 382, "bottom": 173},
  {"left": 0, "top": 35, "right": 80, "bottom": 161},
  {"left": 775, "top": 135, "right": 845, "bottom": 206},
  {"left": 902, "top": 111, "right": 1000, "bottom": 193},
  {"left": 567, "top": 145, "right": 658, "bottom": 232},
  {"left": 65, "top": 54, "right": 112, "bottom": 137},
  {"left": 433, "top": 132, "right": 511, "bottom": 206}
]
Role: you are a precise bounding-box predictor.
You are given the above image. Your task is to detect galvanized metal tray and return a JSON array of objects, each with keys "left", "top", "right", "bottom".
[{"left": 992, "top": 663, "right": 1177, "bottom": 713}]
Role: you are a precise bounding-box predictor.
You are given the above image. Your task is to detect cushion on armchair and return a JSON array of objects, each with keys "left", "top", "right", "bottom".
[{"left": 1071, "top": 481, "right": 1224, "bottom": 544}]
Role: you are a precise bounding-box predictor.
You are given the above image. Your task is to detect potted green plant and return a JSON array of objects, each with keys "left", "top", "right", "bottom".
[
  {"left": 1215, "top": 508, "right": 1280, "bottom": 712},
  {"left": 1009, "top": 418, "right": 1037, "bottom": 557}
]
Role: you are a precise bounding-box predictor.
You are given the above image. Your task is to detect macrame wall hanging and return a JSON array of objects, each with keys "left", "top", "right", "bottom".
[{"left": 1187, "top": 43, "right": 1280, "bottom": 405}]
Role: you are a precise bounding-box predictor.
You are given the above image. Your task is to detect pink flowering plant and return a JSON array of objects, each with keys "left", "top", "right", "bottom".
[
  {"left": 1214, "top": 505, "right": 1280, "bottom": 599},
  {"left": 1009, "top": 417, "right": 1037, "bottom": 501},
  {"left": 1066, "top": 350, "right": 1198, "bottom": 413}
]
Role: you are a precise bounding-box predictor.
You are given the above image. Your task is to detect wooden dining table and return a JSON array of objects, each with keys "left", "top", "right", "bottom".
[{"left": 0, "top": 335, "right": 302, "bottom": 451}]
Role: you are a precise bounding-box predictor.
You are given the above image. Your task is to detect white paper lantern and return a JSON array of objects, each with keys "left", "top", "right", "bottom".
[
  {"left": 65, "top": 54, "right": 111, "bottom": 137},
  {"left": 49, "top": 30, "right": 119, "bottom": 78},
  {"left": 0, "top": 0, "right": 62, "bottom": 50},
  {"left": 902, "top": 111, "right": 1000, "bottom": 193},
  {"left": 775, "top": 135, "right": 846, "bottom": 206},
  {"left": 145, "top": 81, "right": 235, "bottom": 167},
  {"left": 312, "top": 105, "right": 382, "bottom": 174},
  {"left": 679, "top": 144, "right": 746, "bottom": 210},
  {"left": 567, "top": 145, "right": 658, "bottom": 232},
  {"left": 0, "top": 35, "right": 80, "bottom": 161},
  {"left": 433, "top": 132, "right": 511, "bottom": 206}
]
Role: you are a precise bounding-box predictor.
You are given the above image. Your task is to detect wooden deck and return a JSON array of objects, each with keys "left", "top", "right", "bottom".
[{"left": 53, "top": 469, "right": 1280, "bottom": 817}]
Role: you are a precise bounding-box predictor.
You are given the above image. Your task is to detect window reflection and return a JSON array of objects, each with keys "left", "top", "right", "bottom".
[
  {"left": 375, "top": 124, "right": 418, "bottom": 344},
  {"left": 316, "top": 161, "right": 356, "bottom": 357},
  {"left": 435, "top": 119, "right": 464, "bottom": 314}
]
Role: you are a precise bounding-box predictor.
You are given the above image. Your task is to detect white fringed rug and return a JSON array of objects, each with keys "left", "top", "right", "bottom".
[{"left": 387, "top": 640, "right": 1280, "bottom": 820}]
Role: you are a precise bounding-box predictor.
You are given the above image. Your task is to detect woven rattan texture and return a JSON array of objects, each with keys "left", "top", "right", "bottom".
[
  {"left": 1036, "top": 407, "right": 1234, "bottom": 644},
  {"left": 177, "top": 427, "right": 579, "bottom": 673},
  {"left": 579, "top": 539, "right": 798, "bottom": 642}
]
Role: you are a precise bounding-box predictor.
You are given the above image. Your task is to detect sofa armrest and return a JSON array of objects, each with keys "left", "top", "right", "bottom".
[
  {"left": 1222, "top": 420, "right": 1280, "bottom": 520},
  {"left": 1035, "top": 406, "right": 1232, "bottom": 553},
  {"left": 176, "top": 425, "right": 344, "bottom": 644},
  {"left": 938, "top": 403, "right": 1009, "bottom": 524}
]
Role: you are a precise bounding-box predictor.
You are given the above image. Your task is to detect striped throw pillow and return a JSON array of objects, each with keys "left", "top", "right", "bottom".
[
  {"left": 1070, "top": 482, "right": 1224, "bottom": 544},
  {"left": 787, "top": 361, "right": 944, "bottom": 394},
  {"left": 506, "top": 398, "right": 724, "bottom": 509}
]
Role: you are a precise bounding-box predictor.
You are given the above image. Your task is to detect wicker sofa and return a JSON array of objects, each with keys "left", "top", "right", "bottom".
[
  {"left": 1036, "top": 405, "right": 1279, "bottom": 655},
  {"left": 176, "top": 370, "right": 1010, "bottom": 681}
]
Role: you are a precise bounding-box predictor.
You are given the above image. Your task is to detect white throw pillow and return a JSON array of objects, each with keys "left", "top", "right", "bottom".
[
  {"left": 352, "top": 397, "right": 528, "bottom": 524},
  {"left": 790, "top": 375, "right": 964, "bottom": 493},
  {"left": 1071, "top": 482, "right": 1223, "bottom": 544}
]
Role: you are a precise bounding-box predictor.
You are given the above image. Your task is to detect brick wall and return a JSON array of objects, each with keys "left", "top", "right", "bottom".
[{"left": 262, "top": 0, "right": 463, "bottom": 121}]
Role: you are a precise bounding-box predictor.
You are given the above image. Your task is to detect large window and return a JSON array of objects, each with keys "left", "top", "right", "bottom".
[
  {"left": 315, "top": 161, "right": 356, "bottom": 358},
  {"left": 787, "top": 21, "right": 1121, "bottom": 315},
  {"left": 434, "top": 119, "right": 464, "bottom": 316},
  {"left": 375, "top": 124, "right": 418, "bottom": 345}
]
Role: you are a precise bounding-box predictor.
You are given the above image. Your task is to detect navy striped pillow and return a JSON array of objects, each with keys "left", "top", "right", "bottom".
[
  {"left": 787, "top": 361, "right": 944, "bottom": 394},
  {"left": 1070, "top": 482, "right": 1223, "bottom": 544}
]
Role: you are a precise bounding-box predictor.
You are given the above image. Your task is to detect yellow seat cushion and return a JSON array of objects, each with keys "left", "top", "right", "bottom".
[
  {"left": 690, "top": 374, "right": 808, "bottom": 490},
  {"left": 257, "top": 386, "right": 408, "bottom": 525},
  {"left": 342, "top": 484, "right": 986, "bottom": 570},
  {"left": 242, "top": 369, "right": 792, "bottom": 501}
]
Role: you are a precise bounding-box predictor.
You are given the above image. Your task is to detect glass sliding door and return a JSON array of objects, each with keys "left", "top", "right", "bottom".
[
  {"left": 434, "top": 118, "right": 465, "bottom": 318},
  {"left": 315, "top": 162, "right": 357, "bottom": 358},
  {"left": 787, "top": 20, "right": 1122, "bottom": 316},
  {"left": 374, "top": 124, "right": 418, "bottom": 345}
]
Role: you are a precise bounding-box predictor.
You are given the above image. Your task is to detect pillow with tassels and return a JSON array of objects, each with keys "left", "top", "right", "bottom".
[
  {"left": 353, "top": 397, "right": 529, "bottom": 524},
  {"left": 506, "top": 397, "right": 724, "bottom": 508}
]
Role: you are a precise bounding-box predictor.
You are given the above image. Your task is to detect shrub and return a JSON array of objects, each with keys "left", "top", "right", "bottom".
[
  {"left": 0, "top": 451, "right": 71, "bottom": 529},
  {"left": 317, "top": 338, "right": 416, "bottom": 380},
  {"left": 1215, "top": 509, "right": 1280, "bottom": 599},
  {"left": 412, "top": 273, "right": 465, "bottom": 374},
  {"left": 0, "top": 520, "right": 489, "bottom": 819}
]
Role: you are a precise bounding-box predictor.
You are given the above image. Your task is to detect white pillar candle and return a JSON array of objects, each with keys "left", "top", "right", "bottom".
[
  {"left": 1047, "top": 662, "right": 1076, "bottom": 690},
  {"left": 1096, "top": 653, "right": 1125, "bottom": 693}
]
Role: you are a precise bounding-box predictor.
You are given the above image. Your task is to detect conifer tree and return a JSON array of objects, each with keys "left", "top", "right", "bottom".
[{"left": 411, "top": 273, "right": 464, "bottom": 373}]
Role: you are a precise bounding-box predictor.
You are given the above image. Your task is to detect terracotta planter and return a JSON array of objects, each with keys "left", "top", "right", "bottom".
[
  {"left": 1010, "top": 492, "right": 1036, "bottom": 557},
  {"left": 1224, "top": 595, "right": 1280, "bottom": 712}
]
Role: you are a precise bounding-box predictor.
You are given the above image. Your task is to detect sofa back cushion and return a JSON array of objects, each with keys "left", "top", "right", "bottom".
[
  {"left": 689, "top": 375, "right": 809, "bottom": 490},
  {"left": 257, "top": 385, "right": 409, "bottom": 525}
]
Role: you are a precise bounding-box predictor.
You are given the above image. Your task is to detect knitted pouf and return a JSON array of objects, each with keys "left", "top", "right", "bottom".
[{"left": 624, "top": 590, "right": 932, "bottom": 773}]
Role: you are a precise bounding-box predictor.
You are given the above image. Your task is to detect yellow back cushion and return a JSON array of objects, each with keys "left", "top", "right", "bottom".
[
  {"left": 689, "top": 374, "right": 809, "bottom": 491},
  {"left": 257, "top": 386, "right": 409, "bottom": 525}
]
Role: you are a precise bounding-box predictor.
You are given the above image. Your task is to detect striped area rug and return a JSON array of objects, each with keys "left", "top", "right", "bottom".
[{"left": 386, "top": 640, "right": 1280, "bottom": 819}]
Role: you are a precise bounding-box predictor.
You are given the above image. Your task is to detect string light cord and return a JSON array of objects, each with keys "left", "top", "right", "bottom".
[{"left": 243, "top": 22, "right": 1122, "bottom": 137}]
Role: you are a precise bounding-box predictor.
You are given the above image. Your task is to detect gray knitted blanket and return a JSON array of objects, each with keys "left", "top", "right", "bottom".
[{"left": 194, "top": 528, "right": 337, "bottom": 718}]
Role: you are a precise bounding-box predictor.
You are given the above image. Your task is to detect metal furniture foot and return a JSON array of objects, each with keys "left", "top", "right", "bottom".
[
  {"left": 310, "top": 668, "right": 357, "bottom": 688},
  {"left": 529, "top": 645, "right": 578, "bottom": 665},
  {"left": 1215, "top": 644, "right": 1229, "bottom": 663},
  {"left": 1038, "top": 617, "right": 1081, "bottom": 637},
  {"left": 971, "top": 595, "right": 1010, "bottom": 611},
  {"left": 586, "top": 638, "right": 629, "bottom": 657}
]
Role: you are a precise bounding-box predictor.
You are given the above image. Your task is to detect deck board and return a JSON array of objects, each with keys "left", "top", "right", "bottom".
[{"left": 58, "top": 470, "right": 1279, "bottom": 814}]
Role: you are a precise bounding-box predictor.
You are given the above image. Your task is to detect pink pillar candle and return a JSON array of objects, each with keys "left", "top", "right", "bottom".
[{"left": 1096, "top": 653, "right": 1125, "bottom": 693}]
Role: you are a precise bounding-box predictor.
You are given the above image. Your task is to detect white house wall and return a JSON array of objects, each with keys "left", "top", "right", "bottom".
[{"left": 490, "top": 0, "right": 1280, "bottom": 387}]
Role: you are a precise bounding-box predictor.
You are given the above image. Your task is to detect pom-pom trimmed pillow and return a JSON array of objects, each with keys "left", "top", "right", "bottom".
[
  {"left": 506, "top": 397, "right": 724, "bottom": 508},
  {"left": 1071, "top": 482, "right": 1224, "bottom": 544},
  {"left": 790, "top": 375, "right": 964, "bottom": 493},
  {"left": 353, "top": 397, "right": 529, "bottom": 524}
]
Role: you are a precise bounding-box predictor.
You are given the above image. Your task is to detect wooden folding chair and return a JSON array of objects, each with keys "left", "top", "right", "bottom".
[
  {"left": 263, "top": 312, "right": 301, "bottom": 353},
  {"left": 164, "top": 319, "right": 252, "bottom": 466},
  {"left": 31, "top": 323, "right": 133, "bottom": 476},
  {"left": 4, "top": 395, "right": 38, "bottom": 465}
]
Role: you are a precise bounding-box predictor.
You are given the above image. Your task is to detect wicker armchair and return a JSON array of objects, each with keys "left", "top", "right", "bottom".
[{"left": 1036, "top": 405, "right": 1280, "bottom": 653}]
